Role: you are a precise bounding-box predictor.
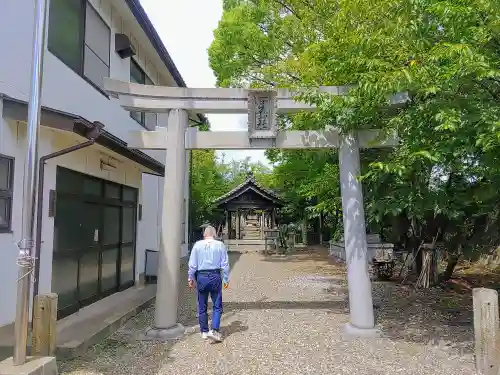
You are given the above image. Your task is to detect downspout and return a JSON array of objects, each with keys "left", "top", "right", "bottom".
[{"left": 31, "top": 123, "right": 102, "bottom": 323}]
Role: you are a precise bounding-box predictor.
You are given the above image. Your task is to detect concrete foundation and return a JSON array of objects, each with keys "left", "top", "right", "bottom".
[
  {"left": 343, "top": 323, "right": 380, "bottom": 338},
  {"left": 0, "top": 356, "right": 57, "bottom": 375},
  {"left": 138, "top": 323, "right": 185, "bottom": 341}
]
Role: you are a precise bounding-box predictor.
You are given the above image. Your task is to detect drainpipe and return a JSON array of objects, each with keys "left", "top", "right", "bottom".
[{"left": 31, "top": 123, "right": 102, "bottom": 323}]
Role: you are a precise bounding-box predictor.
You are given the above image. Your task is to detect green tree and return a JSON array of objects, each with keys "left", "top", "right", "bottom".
[
  {"left": 210, "top": 0, "right": 500, "bottom": 282},
  {"left": 190, "top": 150, "right": 228, "bottom": 229}
]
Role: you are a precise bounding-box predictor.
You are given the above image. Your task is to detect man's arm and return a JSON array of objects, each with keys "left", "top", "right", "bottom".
[
  {"left": 188, "top": 244, "right": 198, "bottom": 281},
  {"left": 220, "top": 242, "right": 230, "bottom": 284}
]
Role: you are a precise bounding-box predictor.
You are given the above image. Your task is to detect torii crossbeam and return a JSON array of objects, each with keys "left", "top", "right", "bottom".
[{"left": 104, "top": 78, "right": 408, "bottom": 339}]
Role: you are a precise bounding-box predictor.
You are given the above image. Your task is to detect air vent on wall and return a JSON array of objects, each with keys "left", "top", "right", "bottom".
[{"left": 115, "top": 33, "right": 136, "bottom": 59}]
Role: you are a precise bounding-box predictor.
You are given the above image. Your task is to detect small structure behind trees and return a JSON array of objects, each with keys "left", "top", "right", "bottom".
[{"left": 213, "top": 171, "right": 283, "bottom": 252}]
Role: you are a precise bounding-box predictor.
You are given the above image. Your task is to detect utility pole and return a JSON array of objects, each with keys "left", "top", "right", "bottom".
[{"left": 13, "top": 0, "right": 48, "bottom": 365}]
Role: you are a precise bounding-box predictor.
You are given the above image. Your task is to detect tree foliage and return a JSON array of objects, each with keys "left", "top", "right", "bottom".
[{"left": 209, "top": 0, "right": 500, "bottom": 280}]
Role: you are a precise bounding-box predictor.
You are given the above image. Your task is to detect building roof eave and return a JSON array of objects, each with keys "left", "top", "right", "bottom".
[{"left": 1, "top": 94, "right": 165, "bottom": 176}]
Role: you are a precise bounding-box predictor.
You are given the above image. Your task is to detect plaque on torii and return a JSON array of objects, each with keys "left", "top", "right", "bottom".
[{"left": 247, "top": 90, "right": 278, "bottom": 142}]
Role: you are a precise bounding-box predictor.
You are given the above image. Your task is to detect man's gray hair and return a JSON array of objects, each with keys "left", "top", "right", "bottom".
[{"left": 203, "top": 225, "right": 217, "bottom": 238}]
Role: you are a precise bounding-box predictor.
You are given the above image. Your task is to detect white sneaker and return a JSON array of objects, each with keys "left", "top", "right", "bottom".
[
  {"left": 201, "top": 330, "right": 212, "bottom": 339},
  {"left": 208, "top": 330, "right": 222, "bottom": 342}
]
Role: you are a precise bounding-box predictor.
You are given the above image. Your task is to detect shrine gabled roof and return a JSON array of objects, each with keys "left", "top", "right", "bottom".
[{"left": 213, "top": 171, "right": 283, "bottom": 207}]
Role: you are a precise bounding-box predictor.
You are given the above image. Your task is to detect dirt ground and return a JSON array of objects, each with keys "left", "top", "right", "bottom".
[{"left": 58, "top": 246, "right": 478, "bottom": 375}]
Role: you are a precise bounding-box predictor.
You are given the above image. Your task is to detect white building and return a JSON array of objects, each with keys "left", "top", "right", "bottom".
[{"left": 0, "top": 0, "right": 201, "bottom": 326}]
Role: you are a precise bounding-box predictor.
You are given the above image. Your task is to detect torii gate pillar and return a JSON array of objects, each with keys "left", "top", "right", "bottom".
[
  {"left": 339, "top": 133, "right": 376, "bottom": 334},
  {"left": 145, "top": 109, "right": 187, "bottom": 339}
]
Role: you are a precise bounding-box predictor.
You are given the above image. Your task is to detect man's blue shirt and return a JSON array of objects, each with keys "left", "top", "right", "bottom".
[{"left": 188, "top": 238, "right": 230, "bottom": 283}]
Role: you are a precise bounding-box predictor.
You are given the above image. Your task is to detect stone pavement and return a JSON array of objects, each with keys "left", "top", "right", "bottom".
[{"left": 58, "top": 248, "right": 476, "bottom": 375}]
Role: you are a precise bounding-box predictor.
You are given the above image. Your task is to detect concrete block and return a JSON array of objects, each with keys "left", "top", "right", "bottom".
[{"left": 0, "top": 356, "right": 57, "bottom": 375}]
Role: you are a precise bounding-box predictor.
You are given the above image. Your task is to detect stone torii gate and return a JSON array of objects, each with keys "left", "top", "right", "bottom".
[{"left": 104, "top": 78, "right": 406, "bottom": 339}]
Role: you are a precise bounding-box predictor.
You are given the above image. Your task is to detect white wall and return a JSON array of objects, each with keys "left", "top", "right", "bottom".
[
  {"left": 136, "top": 174, "right": 161, "bottom": 279},
  {"left": 0, "top": 117, "right": 52, "bottom": 327}
]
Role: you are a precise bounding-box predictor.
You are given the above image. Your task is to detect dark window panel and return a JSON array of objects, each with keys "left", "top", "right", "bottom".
[
  {"left": 48, "top": 0, "right": 110, "bottom": 94},
  {"left": 120, "top": 245, "right": 134, "bottom": 286},
  {"left": 122, "top": 186, "right": 137, "bottom": 202},
  {"left": 84, "top": 4, "right": 110, "bottom": 66},
  {"left": 47, "top": 0, "right": 84, "bottom": 73},
  {"left": 0, "top": 156, "right": 13, "bottom": 190},
  {"left": 101, "top": 247, "right": 119, "bottom": 291},
  {"left": 121, "top": 207, "right": 135, "bottom": 243},
  {"left": 104, "top": 183, "right": 121, "bottom": 199},
  {"left": 84, "top": 45, "right": 109, "bottom": 90},
  {"left": 51, "top": 255, "right": 78, "bottom": 310},
  {"left": 130, "top": 59, "right": 156, "bottom": 128},
  {"left": 0, "top": 198, "right": 11, "bottom": 228},
  {"left": 103, "top": 206, "right": 120, "bottom": 245},
  {"left": 78, "top": 251, "right": 99, "bottom": 300},
  {"left": 0, "top": 156, "right": 14, "bottom": 231}
]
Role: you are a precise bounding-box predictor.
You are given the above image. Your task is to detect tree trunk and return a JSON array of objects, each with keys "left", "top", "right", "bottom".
[
  {"left": 415, "top": 246, "right": 423, "bottom": 275},
  {"left": 440, "top": 254, "right": 460, "bottom": 282}
]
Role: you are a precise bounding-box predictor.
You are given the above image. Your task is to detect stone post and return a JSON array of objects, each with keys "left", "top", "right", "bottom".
[
  {"left": 236, "top": 208, "right": 240, "bottom": 243},
  {"left": 319, "top": 214, "right": 323, "bottom": 244},
  {"left": 302, "top": 217, "right": 308, "bottom": 246},
  {"left": 473, "top": 288, "right": 500, "bottom": 375},
  {"left": 260, "top": 211, "right": 265, "bottom": 239},
  {"left": 31, "top": 293, "right": 58, "bottom": 356},
  {"left": 339, "top": 132, "right": 377, "bottom": 336},
  {"left": 224, "top": 209, "right": 229, "bottom": 238},
  {"left": 146, "top": 109, "right": 187, "bottom": 339}
]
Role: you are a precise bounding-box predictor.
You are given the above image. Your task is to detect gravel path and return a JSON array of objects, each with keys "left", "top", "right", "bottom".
[{"left": 59, "top": 249, "right": 476, "bottom": 375}]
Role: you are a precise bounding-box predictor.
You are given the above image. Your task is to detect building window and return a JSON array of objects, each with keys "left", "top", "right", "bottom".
[
  {"left": 130, "top": 59, "right": 157, "bottom": 129},
  {"left": 47, "top": 0, "right": 110, "bottom": 93},
  {"left": 0, "top": 155, "right": 14, "bottom": 232}
]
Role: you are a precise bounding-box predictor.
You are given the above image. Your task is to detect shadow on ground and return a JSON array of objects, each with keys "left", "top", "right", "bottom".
[
  {"left": 371, "top": 261, "right": 500, "bottom": 353},
  {"left": 372, "top": 281, "right": 474, "bottom": 353}
]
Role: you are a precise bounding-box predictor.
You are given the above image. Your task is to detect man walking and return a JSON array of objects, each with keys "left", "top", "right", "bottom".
[{"left": 188, "top": 225, "right": 230, "bottom": 342}]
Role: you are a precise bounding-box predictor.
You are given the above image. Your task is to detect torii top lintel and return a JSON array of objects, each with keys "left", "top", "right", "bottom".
[
  {"left": 102, "top": 78, "right": 408, "bottom": 150},
  {"left": 103, "top": 78, "right": 409, "bottom": 115}
]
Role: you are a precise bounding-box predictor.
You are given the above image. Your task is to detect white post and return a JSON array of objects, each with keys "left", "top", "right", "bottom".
[
  {"left": 339, "top": 132, "right": 377, "bottom": 336},
  {"left": 146, "top": 109, "right": 187, "bottom": 339}
]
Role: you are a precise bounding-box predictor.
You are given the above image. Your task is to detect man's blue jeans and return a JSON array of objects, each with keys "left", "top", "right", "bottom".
[{"left": 196, "top": 271, "right": 223, "bottom": 332}]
